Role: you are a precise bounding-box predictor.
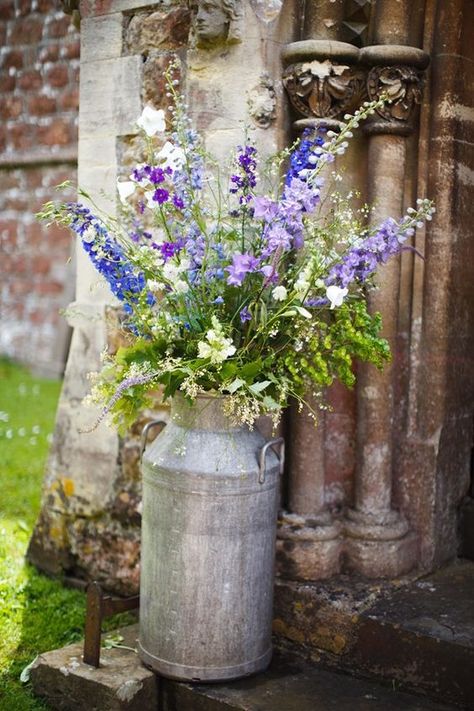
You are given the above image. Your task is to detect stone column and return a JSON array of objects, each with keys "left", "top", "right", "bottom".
[
  {"left": 275, "top": 0, "right": 370, "bottom": 580},
  {"left": 344, "top": 6, "right": 430, "bottom": 576}
]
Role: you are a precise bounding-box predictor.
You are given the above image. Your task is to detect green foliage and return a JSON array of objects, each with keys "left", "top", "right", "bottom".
[{"left": 0, "top": 360, "right": 133, "bottom": 710}]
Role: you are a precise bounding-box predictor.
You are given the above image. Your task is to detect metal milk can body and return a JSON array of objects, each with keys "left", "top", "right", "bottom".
[{"left": 138, "top": 393, "right": 281, "bottom": 682}]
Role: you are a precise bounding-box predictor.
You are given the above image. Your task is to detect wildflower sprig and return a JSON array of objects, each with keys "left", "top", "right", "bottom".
[{"left": 38, "top": 75, "right": 434, "bottom": 431}]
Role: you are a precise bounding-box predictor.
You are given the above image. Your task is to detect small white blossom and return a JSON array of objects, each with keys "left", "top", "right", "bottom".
[
  {"left": 272, "top": 285, "right": 288, "bottom": 301},
  {"left": 116, "top": 180, "right": 135, "bottom": 203},
  {"left": 136, "top": 106, "right": 166, "bottom": 136},
  {"left": 326, "top": 285, "right": 348, "bottom": 309},
  {"left": 157, "top": 141, "right": 186, "bottom": 171},
  {"left": 197, "top": 317, "right": 236, "bottom": 364}
]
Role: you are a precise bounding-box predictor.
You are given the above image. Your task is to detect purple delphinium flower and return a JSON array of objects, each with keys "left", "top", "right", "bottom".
[
  {"left": 159, "top": 240, "right": 184, "bottom": 262},
  {"left": 153, "top": 188, "right": 169, "bottom": 204},
  {"left": 229, "top": 144, "right": 257, "bottom": 205},
  {"left": 66, "top": 202, "right": 155, "bottom": 314},
  {"left": 326, "top": 217, "right": 412, "bottom": 290},
  {"left": 252, "top": 196, "right": 279, "bottom": 222},
  {"left": 173, "top": 194, "right": 185, "bottom": 210},
  {"left": 239, "top": 306, "right": 252, "bottom": 323},
  {"left": 226, "top": 252, "right": 259, "bottom": 286}
]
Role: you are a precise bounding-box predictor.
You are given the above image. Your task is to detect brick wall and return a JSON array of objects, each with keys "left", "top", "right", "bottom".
[{"left": 0, "top": 1, "right": 79, "bottom": 377}]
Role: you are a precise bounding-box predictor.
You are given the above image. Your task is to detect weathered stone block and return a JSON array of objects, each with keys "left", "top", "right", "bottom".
[
  {"left": 30, "top": 625, "right": 158, "bottom": 711},
  {"left": 126, "top": 7, "right": 191, "bottom": 54},
  {"left": 80, "top": 13, "right": 124, "bottom": 64}
]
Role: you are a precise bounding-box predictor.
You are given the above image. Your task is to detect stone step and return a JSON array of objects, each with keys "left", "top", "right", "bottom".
[
  {"left": 30, "top": 624, "right": 459, "bottom": 711},
  {"left": 274, "top": 559, "right": 474, "bottom": 709}
]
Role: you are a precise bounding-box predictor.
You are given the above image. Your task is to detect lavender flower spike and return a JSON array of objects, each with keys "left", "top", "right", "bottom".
[{"left": 79, "top": 370, "right": 158, "bottom": 433}]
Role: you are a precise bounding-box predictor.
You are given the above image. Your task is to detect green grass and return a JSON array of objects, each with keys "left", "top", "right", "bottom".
[
  {"left": 0, "top": 359, "right": 136, "bottom": 710},
  {"left": 0, "top": 358, "right": 85, "bottom": 710}
]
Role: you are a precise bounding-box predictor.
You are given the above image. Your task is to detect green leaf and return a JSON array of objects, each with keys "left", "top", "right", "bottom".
[
  {"left": 262, "top": 395, "right": 280, "bottom": 410},
  {"left": 226, "top": 378, "right": 245, "bottom": 394},
  {"left": 240, "top": 359, "right": 262, "bottom": 380},
  {"left": 295, "top": 306, "right": 312, "bottom": 319},
  {"left": 249, "top": 380, "right": 271, "bottom": 394}
]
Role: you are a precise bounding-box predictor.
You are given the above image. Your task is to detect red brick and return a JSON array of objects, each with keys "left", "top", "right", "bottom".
[
  {"left": 58, "top": 88, "right": 79, "bottom": 111},
  {"left": 9, "top": 16, "right": 43, "bottom": 45},
  {"left": 18, "top": 69, "right": 43, "bottom": 91},
  {"left": 28, "top": 94, "right": 57, "bottom": 116},
  {"left": 0, "top": 96, "right": 23, "bottom": 120},
  {"left": 46, "top": 16, "right": 71, "bottom": 39},
  {"left": 1, "top": 49, "right": 24, "bottom": 69},
  {"left": 46, "top": 64, "right": 69, "bottom": 88},
  {"left": 0, "top": 172, "right": 21, "bottom": 191},
  {"left": 35, "top": 281, "right": 64, "bottom": 296},
  {"left": 24, "top": 169, "right": 44, "bottom": 189},
  {"left": 38, "top": 44, "right": 59, "bottom": 62},
  {"left": 46, "top": 222, "right": 72, "bottom": 246},
  {"left": 25, "top": 221, "right": 44, "bottom": 244},
  {"left": 11, "top": 280, "right": 32, "bottom": 296},
  {"left": 0, "top": 220, "right": 17, "bottom": 240},
  {"left": 33, "top": 255, "right": 51, "bottom": 275},
  {"left": 0, "top": 1, "right": 15, "bottom": 20},
  {"left": 30, "top": 308, "right": 47, "bottom": 325},
  {"left": 4, "top": 194, "right": 30, "bottom": 211},
  {"left": 60, "top": 38, "right": 80, "bottom": 60},
  {"left": 37, "top": 119, "right": 73, "bottom": 147},
  {"left": 18, "top": 0, "right": 32, "bottom": 15},
  {"left": 37, "top": 0, "right": 56, "bottom": 10},
  {"left": 10, "top": 123, "right": 35, "bottom": 151},
  {"left": 0, "top": 71, "right": 15, "bottom": 92}
]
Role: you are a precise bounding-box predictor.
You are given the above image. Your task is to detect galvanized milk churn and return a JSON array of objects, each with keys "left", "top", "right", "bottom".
[{"left": 138, "top": 392, "right": 284, "bottom": 681}]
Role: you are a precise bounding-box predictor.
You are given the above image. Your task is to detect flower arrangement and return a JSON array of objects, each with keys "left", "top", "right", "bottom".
[{"left": 38, "top": 75, "right": 434, "bottom": 432}]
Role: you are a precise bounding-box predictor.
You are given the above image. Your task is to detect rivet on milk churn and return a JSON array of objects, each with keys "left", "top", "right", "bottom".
[{"left": 138, "top": 392, "right": 284, "bottom": 682}]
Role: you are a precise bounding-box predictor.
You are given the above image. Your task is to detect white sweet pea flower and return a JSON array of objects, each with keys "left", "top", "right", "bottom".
[
  {"left": 136, "top": 106, "right": 166, "bottom": 136},
  {"left": 157, "top": 141, "right": 186, "bottom": 171},
  {"left": 326, "top": 285, "right": 348, "bottom": 309},
  {"left": 272, "top": 285, "right": 288, "bottom": 301},
  {"left": 116, "top": 179, "right": 135, "bottom": 203},
  {"left": 197, "top": 317, "right": 236, "bottom": 364}
]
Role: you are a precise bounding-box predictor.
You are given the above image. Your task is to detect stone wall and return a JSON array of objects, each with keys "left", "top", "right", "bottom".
[
  {"left": 28, "top": 0, "right": 474, "bottom": 594},
  {"left": 0, "top": 1, "right": 79, "bottom": 377}
]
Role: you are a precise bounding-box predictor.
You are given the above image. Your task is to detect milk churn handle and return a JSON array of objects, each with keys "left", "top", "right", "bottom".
[
  {"left": 140, "top": 419, "right": 167, "bottom": 463},
  {"left": 258, "top": 437, "right": 285, "bottom": 484}
]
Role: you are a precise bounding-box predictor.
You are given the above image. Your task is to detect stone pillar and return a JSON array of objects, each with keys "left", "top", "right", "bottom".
[
  {"left": 276, "top": 0, "right": 371, "bottom": 581},
  {"left": 344, "top": 9, "right": 430, "bottom": 576}
]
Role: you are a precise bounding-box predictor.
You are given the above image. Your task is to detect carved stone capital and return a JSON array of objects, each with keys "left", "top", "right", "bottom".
[
  {"left": 283, "top": 59, "right": 366, "bottom": 121},
  {"left": 365, "top": 65, "right": 425, "bottom": 134}
]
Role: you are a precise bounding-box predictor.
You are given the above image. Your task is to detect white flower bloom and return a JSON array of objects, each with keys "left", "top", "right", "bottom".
[
  {"left": 294, "top": 279, "right": 309, "bottom": 299},
  {"left": 272, "top": 285, "right": 288, "bottom": 301},
  {"left": 157, "top": 141, "right": 186, "bottom": 171},
  {"left": 174, "top": 279, "right": 189, "bottom": 294},
  {"left": 116, "top": 179, "right": 135, "bottom": 203},
  {"left": 326, "top": 285, "right": 348, "bottom": 309},
  {"left": 82, "top": 225, "right": 97, "bottom": 243},
  {"left": 147, "top": 279, "right": 164, "bottom": 293},
  {"left": 136, "top": 106, "right": 166, "bottom": 136},
  {"left": 162, "top": 262, "right": 180, "bottom": 282},
  {"left": 197, "top": 318, "right": 236, "bottom": 364},
  {"left": 144, "top": 190, "right": 156, "bottom": 209}
]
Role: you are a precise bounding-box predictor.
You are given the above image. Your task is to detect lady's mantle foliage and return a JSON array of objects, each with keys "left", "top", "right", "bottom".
[{"left": 38, "top": 72, "right": 434, "bottom": 431}]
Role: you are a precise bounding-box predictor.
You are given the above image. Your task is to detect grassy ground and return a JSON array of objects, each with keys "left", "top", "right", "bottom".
[
  {"left": 0, "top": 358, "right": 84, "bottom": 710},
  {"left": 0, "top": 359, "right": 133, "bottom": 710}
]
